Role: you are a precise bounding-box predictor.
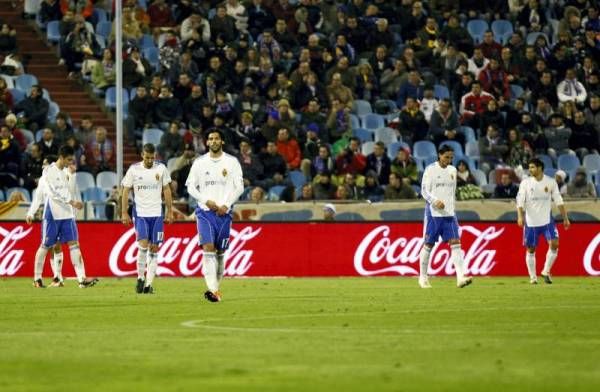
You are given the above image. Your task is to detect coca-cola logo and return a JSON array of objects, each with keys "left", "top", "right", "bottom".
[
  {"left": 583, "top": 232, "right": 600, "bottom": 276},
  {"left": 0, "top": 225, "right": 32, "bottom": 276},
  {"left": 353, "top": 225, "right": 504, "bottom": 276},
  {"left": 108, "top": 226, "right": 261, "bottom": 277}
]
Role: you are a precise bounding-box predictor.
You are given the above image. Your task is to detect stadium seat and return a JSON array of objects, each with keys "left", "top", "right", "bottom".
[
  {"left": 439, "top": 140, "right": 464, "bottom": 156},
  {"left": 47, "top": 101, "right": 60, "bottom": 122},
  {"left": 374, "top": 127, "right": 398, "bottom": 145},
  {"left": 267, "top": 185, "right": 286, "bottom": 201},
  {"left": 413, "top": 140, "right": 437, "bottom": 160},
  {"left": 142, "top": 128, "right": 163, "bottom": 146},
  {"left": 96, "top": 171, "right": 118, "bottom": 191},
  {"left": 105, "top": 87, "right": 129, "bottom": 110},
  {"left": 289, "top": 170, "right": 306, "bottom": 188},
  {"left": 453, "top": 155, "right": 477, "bottom": 172},
  {"left": 537, "top": 154, "right": 554, "bottom": 169},
  {"left": 491, "top": 20, "right": 513, "bottom": 44},
  {"left": 9, "top": 88, "right": 25, "bottom": 104},
  {"left": 387, "top": 141, "right": 410, "bottom": 160},
  {"left": 46, "top": 20, "right": 61, "bottom": 43},
  {"left": 139, "top": 34, "right": 156, "bottom": 49},
  {"left": 373, "top": 99, "right": 397, "bottom": 115},
  {"left": 95, "top": 34, "right": 107, "bottom": 50},
  {"left": 557, "top": 154, "right": 580, "bottom": 172},
  {"left": 361, "top": 113, "right": 385, "bottom": 131},
  {"left": 91, "top": 7, "right": 108, "bottom": 26},
  {"left": 472, "top": 169, "right": 487, "bottom": 186},
  {"left": 544, "top": 167, "right": 557, "bottom": 177},
  {"left": 76, "top": 172, "right": 96, "bottom": 193},
  {"left": 433, "top": 84, "right": 450, "bottom": 100},
  {"left": 352, "top": 128, "right": 373, "bottom": 143},
  {"left": 353, "top": 100, "right": 372, "bottom": 116},
  {"left": 361, "top": 141, "right": 376, "bottom": 156},
  {"left": 509, "top": 84, "right": 524, "bottom": 100},
  {"left": 166, "top": 157, "right": 178, "bottom": 172},
  {"left": 349, "top": 113, "right": 360, "bottom": 130},
  {"left": 15, "top": 74, "right": 38, "bottom": 92},
  {"left": 142, "top": 46, "right": 160, "bottom": 69},
  {"left": 82, "top": 187, "right": 107, "bottom": 202},
  {"left": 96, "top": 21, "right": 112, "bottom": 41},
  {"left": 526, "top": 32, "right": 550, "bottom": 45},
  {"left": 467, "top": 19, "right": 488, "bottom": 44},
  {"left": 583, "top": 154, "right": 600, "bottom": 174},
  {"left": 6, "top": 187, "right": 31, "bottom": 202},
  {"left": 20, "top": 129, "right": 34, "bottom": 145},
  {"left": 459, "top": 126, "right": 476, "bottom": 143}
]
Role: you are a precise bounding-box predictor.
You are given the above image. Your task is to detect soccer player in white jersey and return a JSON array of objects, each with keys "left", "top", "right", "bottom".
[
  {"left": 186, "top": 129, "right": 244, "bottom": 302},
  {"left": 121, "top": 143, "right": 173, "bottom": 294},
  {"left": 419, "top": 145, "right": 473, "bottom": 289},
  {"left": 517, "top": 158, "right": 570, "bottom": 284},
  {"left": 27, "top": 145, "right": 99, "bottom": 288},
  {"left": 26, "top": 155, "right": 65, "bottom": 287}
]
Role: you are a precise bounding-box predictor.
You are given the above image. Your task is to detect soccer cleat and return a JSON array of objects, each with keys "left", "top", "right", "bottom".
[
  {"left": 136, "top": 278, "right": 145, "bottom": 294},
  {"left": 143, "top": 286, "right": 154, "bottom": 294},
  {"left": 541, "top": 273, "right": 553, "bottom": 284},
  {"left": 78, "top": 278, "right": 99, "bottom": 288},
  {"left": 204, "top": 290, "right": 221, "bottom": 303},
  {"left": 418, "top": 277, "right": 432, "bottom": 288},
  {"left": 214, "top": 290, "right": 222, "bottom": 301},
  {"left": 457, "top": 277, "right": 473, "bottom": 288},
  {"left": 49, "top": 278, "right": 64, "bottom": 287},
  {"left": 33, "top": 279, "right": 45, "bottom": 288},
  {"left": 530, "top": 277, "right": 538, "bottom": 285}
]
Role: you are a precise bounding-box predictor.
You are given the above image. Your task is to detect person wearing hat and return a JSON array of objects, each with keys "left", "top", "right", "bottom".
[
  {"left": 554, "top": 170, "right": 568, "bottom": 195},
  {"left": 322, "top": 203, "right": 336, "bottom": 221},
  {"left": 123, "top": 45, "right": 153, "bottom": 88},
  {"left": 567, "top": 167, "right": 597, "bottom": 198}
]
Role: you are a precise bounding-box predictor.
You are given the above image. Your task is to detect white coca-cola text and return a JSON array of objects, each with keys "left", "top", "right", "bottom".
[
  {"left": 583, "top": 232, "right": 600, "bottom": 276},
  {"left": 0, "top": 226, "right": 33, "bottom": 276}
]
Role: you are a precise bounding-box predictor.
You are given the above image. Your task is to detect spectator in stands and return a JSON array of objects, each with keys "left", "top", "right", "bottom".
[
  {"left": 35, "top": 128, "right": 58, "bottom": 160},
  {"left": 452, "top": 72, "right": 474, "bottom": 110},
  {"left": 557, "top": 68, "right": 588, "bottom": 107},
  {"left": 0, "top": 124, "right": 21, "bottom": 187},
  {"left": 398, "top": 97, "right": 428, "bottom": 144},
  {"left": 75, "top": 115, "right": 95, "bottom": 145},
  {"left": 276, "top": 127, "right": 301, "bottom": 171},
  {"left": 155, "top": 86, "right": 181, "bottom": 129},
  {"left": 20, "top": 142, "right": 43, "bottom": 192},
  {"left": 479, "top": 124, "right": 508, "bottom": 173},
  {"left": 567, "top": 167, "right": 597, "bottom": 198},
  {"left": 180, "top": 10, "right": 211, "bottom": 44},
  {"left": 4, "top": 113, "right": 26, "bottom": 151},
  {"left": 91, "top": 48, "right": 116, "bottom": 90},
  {"left": 585, "top": 95, "right": 600, "bottom": 143},
  {"left": 85, "top": 126, "right": 114, "bottom": 174},
  {"left": 534, "top": 97, "right": 554, "bottom": 128},
  {"left": 343, "top": 173, "right": 363, "bottom": 200},
  {"left": 397, "top": 70, "right": 423, "bottom": 109},
  {"left": 313, "top": 171, "right": 335, "bottom": 200},
  {"left": 390, "top": 147, "right": 418, "bottom": 185},
  {"left": 467, "top": 47, "right": 488, "bottom": 80},
  {"left": 479, "top": 57, "right": 510, "bottom": 100},
  {"left": 147, "top": 0, "right": 176, "bottom": 30},
  {"left": 211, "top": 3, "right": 238, "bottom": 44},
  {"left": 170, "top": 51, "right": 199, "bottom": 85},
  {"left": 384, "top": 172, "right": 417, "bottom": 200},
  {"left": 13, "top": 85, "right": 49, "bottom": 132},
  {"left": 123, "top": 46, "right": 153, "bottom": 88},
  {"left": 173, "top": 73, "right": 194, "bottom": 104},
  {"left": 0, "top": 23, "right": 17, "bottom": 54},
  {"left": 456, "top": 160, "right": 477, "bottom": 188},
  {"left": 170, "top": 143, "right": 197, "bottom": 200},
  {"left": 380, "top": 58, "right": 407, "bottom": 99},
  {"left": 480, "top": 99, "right": 505, "bottom": 135},
  {"left": 259, "top": 140, "right": 287, "bottom": 189},
  {"left": 506, "top": 128, "right": 534, "bottom": 169},
  {"left": 440, "top": 13, "right": 473, "bottom": 55},
  {"left": 334, "top": 184, "right": 350, "bottom": 200},
  {"left": 1, "top": 53, "right": 24, "bottom": 76},
  {"left": 0, "top": 78, "right": 12, "bottom": 117},
  {"left": 299, "top": 123, "right": 320, "bottom": 176},
  {"left": 326, "top": 71, "right": 354, "bottom": 109},
  {"left": 297, "top": 183, "right": 314, "bottom": 201},
  {"left": 247, "top": 0, "right": 275, "bottom": 40},
  {"left": 299, "top": 98, "right": 327, "bottom": 138},
  {"left": 362, "top": 170, "right": 384, "bottom": 202},
  {"left": 115, "top": 6, "right": 144, "bottom": 44},
  {"left": 325, "top": 99, "right": 351, "bottom": 143},
  {"left": 430, "top": 98, "right": 463, "bottom": 147},
  {"left": 494, "top": 172, "right": 518, "bottom": 199},
  {"left": 238, "top": 139, "right": 264, "bottom": 187},
  {"left": 50, "top": 112, "right": 74, "bottom": 145},
  {"left": 478, "top": 31, "right": 503, "bottom": 59},
  {"left": 248, "top": 186, "right": 265, "bottom": 203},
  {"left": 419, "top": 86, "right": 439, "bottom": 123},
  {"left": 63, "top": 17, "right": 97, "bottom": 77},
  {"left": 158, "top": 121, "right": 184, "bottom": 161},
  {"left": 569, "top": 110, "right": 599, "bottom": 158},
  {"left": 555, "top": 170, "right": 568, "bottom": 195},
  {"left": 65, "top": 135, "right": 87, "bottom": 172},
  {"left": 312, "top": 144, "right": 335, "bottom": 178},
  {"left": 335, "top": 137, "right": 366, "bottom": 176},
  {"left": 39, "top": 0, "right": 62, "bottom": 25},
  {"left": 366, "top": 141, "right": 391, "bottom": 186},
  {"left": 460, "top": 80, "right": 494, "bottom": 129},
  {"left": 126, "top": 85, "right": 154, "bottom": 141},
  {"left": 159, "top": 30, "right": 181, "bottom": 74},
  {"left": 545, "top": 114, "right": 574, "bottom": 159}
]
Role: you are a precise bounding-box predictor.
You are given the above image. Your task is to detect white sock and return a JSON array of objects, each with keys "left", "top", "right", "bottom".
[
  {"left": 69, "top": 244, "right": 86, "bottom": 283},
  {"left": 34, "top": 247, "right": 49, "bottom": 280},
  {"left": 137, "top": 246, "right": 148, "bottom": 280},
  {"left": 542, "top": 249, "right": 558, "bottom": 275},
  {"left": 202, "top": 252, "right": 218, "bottom": 292},
  {"left": 419, "top": 246, "right": 431, "bottom": 279},
  {"left": 216, "top": 253, "right": 225, "bottom": 283},
  {"left": 145, "top": 252, "right": 158, "bottom": 287},
  {"left": 53, "top": 252, "right": 63, "bottom": 281},
  {"left": 451, "top": 244, "right": 465, "bottom": 281},
  {"left": 526, "top": 252, "right": 536, "bottom": 279}
]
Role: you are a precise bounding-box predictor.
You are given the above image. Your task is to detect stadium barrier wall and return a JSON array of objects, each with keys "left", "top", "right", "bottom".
[{"left": 1, "top": 222, "right": 599, "bottom": 277}]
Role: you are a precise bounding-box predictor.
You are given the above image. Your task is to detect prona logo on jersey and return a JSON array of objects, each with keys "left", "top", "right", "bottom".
[
  {"left": 222, "top": 169, "right": 228, "bottom": 177},
  {"left": 155, "top": 173, "right": 160, "bottom": 181}
]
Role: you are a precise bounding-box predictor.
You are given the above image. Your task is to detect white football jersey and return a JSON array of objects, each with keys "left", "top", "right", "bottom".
[
  {"left": 40, "top": 163, "right": 75, "bottom": 220},
  {"left": 185, "top": 152, "right": 244, "bottom": 211},
  {"left": 421, "top": 162, "right": 457, "bottom": 217},
  {"left": 516, "top": 175, "right": 563, "bottom": 227},
  {"left": 122, "top": 162, "right": 171, "bottom": 217},
  {"left": 28, "top": 168, "right": 81, "bottom": 219}
]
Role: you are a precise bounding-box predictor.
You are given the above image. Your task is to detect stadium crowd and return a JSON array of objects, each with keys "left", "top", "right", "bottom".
[{"left": 1, "top": 0, "right": 600, "bottom": 207}]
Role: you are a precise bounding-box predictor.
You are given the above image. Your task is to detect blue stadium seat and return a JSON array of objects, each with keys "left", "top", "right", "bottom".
[
  {"left": 9, "top": 88, "right": 25, "bottom": 104},
  {"left": 142, "top": 128, "right": 163, "bottom": 145},
  {"left": 537, "top": 154, "right": 554, "bottom": 169},
  {"left": 76, "top": 172, "right": 96, "bottom": 193},
  {"left": 92, "top": 8, "right": 108, "bottom": 26},
  {"left": 509, "top": 84, "right": 524, "bottom": 100},
  {"left": 352, "top": 128, "right": 373, "bottom": 143},
  {"left": 471, "top": 169, "right": 487, "bottom": 185},
  {"left": 20, "top": 129, "right": 34, "bottom": 145},
  {"left": 374, "top": 127, "right": 398, "bottom": 145},
  {"left": 467, "top": 19, "right": 488, "bottom": 44},
  {"left": 139, "top": 34, "right": 156, "bottom": 49},
  {"left": 439, "top": 140, "right": 464, "bottom": 156},
  {"left": 267, "top": 185, "right": 286, "bottom": 201},
  {"left": 361, "top": 113, "right": 385, "bottom": 130},
  {"left": 349, "top": 113, "right": 360, "bottom": 130},
  {"left": 544, "top": 167, "right": 557, "bottom": 177},
  {"left": 459, "top": 126, "right": 476, "bottom": 143},
  {"left": 95, "top": 34, "right": 107, "bottom": 49},
  {"left": 491, "top": 19, "right": 513, "bottom": 44},
  {"left": 6, "top": 187, "right": 31, "bottom": 202},
  {"left": 413, "top": 140, "right": 437, "bottom": 160},
  {"left": 104, "top": 87, "right": 129, "bottom": 110},
  {"left": 557, "top": 154, "right": 580, "bottom": 172},
  {"left": 583, "top": 154, "right": 600, "bottom": 174},
  {"left": 453, "top": 155, "right": 477, "bottom": 172},
  {"left": 0, "top": 189, "right": 4, "bottom": 201},
  {"left": 82, "top": 187, "right": 107, "bottom": 202},
  {"left": 434, "top": 84, "right": 450, "bottom": 100},
  {"left": 465, "top": 141, "right": 479, "bottom": 158},
  {"left": 46, "top": 21, "right": 61, "bottom": 43},
  {"left": 289, "top": 170, "right": 306, "bottom": 188},
  {"left": 142, "top": 46, "right": 160, "bottom": 69},
  {"left": 353, "top": 100, "right": 372, "bottom": 116},
  {"left": 373, "top": 99, "right": 397, "bottom": 115},
  {"left": 361, "top": 141, "right": 376, "bottom": 156},
  {"left": 96, "top": 171, "right": 118, "bottom": 191},
  {"left": 47, "top": 101, "right": 60, "bottom": 122},
  {"left": 96, "top": 21, "right": 112, "bottom": 41},
  {"left": 15, "top": 74, "right": 38, "bottom": 92},
  {"left": 387, "top": 141, "right": 410, "bottom": 160}
]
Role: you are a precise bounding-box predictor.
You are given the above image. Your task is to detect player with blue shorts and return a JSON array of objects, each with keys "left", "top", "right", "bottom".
[
  {"left": 121, "top": 143, "right": 173, "bottom": 294},
  {"left": 517, "top": 158, "right": 570, "bottom": 284},
  {"left": 186, "top": 129, "right": 244, "bottom": 302},
  {"left": 419, "top": 144, "right": 473, "bottom": 289}
]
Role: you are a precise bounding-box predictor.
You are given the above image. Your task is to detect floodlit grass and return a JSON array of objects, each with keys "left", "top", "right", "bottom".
[{"left": 0, "top": 277, "right": 599, "bottom": 392}]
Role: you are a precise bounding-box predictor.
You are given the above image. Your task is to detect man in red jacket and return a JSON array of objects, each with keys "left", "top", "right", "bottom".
[
  {"left": 478, "top": 57, "right": 510, "bottom": 100},
  {"left": 275, "top": 127, "right": 301, "bottom": 170},
  {"left": 460, "top": 80, "right": 494, "bottom": 128}
]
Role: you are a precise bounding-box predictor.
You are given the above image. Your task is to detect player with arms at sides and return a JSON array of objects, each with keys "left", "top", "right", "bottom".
[
  {"left": 186, "top": 129, "right": 244, "bottom": 303},
  {"left": 27, "top": 145, "right": 98, "bottom": 288},
  {"left": 419, "top": 145, "right": 473, "bottom": 289},
  {"left": 517, "top": 158, "right": 570, "bottom": 284},
  {"left": 121, "top": 143, "right": 173, "bottom": 294}
]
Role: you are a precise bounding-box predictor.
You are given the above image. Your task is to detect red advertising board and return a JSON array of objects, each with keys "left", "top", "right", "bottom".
[{"left": 1, "top": 222, "right": 599, "bottom": 277}]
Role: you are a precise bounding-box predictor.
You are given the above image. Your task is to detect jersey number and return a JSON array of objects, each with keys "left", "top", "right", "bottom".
[{"left": 221, "top": 238, "right": 230, "bottom": 249}]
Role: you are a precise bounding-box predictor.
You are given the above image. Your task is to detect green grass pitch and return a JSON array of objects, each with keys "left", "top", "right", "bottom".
[{"left": 1, "top": 277, "right": 599, "bottom": 392}]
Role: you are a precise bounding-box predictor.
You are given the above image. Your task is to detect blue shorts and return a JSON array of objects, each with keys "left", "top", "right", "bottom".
[
  {"left": 423, "top": 206, "right": 460, "bottom": 244},
  {"left": 195, "top": 208, "right": 232, "bottom": 251},
  {"left": 42, "top": 209, "right": 78, "bottom": 247},
  {"left": 523, "top": 221, "right": 558, "bottom": 248},
  {"left": 133, "top": 211, "right": 164, "bottom": 244}
]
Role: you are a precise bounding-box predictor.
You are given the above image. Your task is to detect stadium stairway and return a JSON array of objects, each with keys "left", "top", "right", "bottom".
[{"left": 1, "top": 1, "right": 138, "bottom": 166}]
